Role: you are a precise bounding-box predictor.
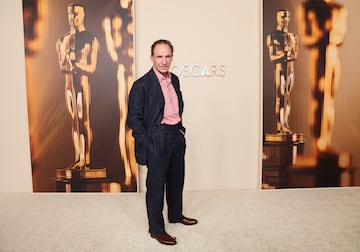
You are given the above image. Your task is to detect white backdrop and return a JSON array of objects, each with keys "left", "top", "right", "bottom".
[{"left": 0, "top": 0, "right": 261, "bottom": 192}]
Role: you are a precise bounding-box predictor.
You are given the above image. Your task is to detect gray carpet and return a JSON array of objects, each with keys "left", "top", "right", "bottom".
[{"left": 1, "top": 188, "right": 360, "bottom": 251}]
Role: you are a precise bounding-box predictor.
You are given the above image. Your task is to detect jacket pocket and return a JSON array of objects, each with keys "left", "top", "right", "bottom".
[
  {"left": 135, "top": 138, "right": 147, "bottom": 165},
  {"left": 148, "top": 131, "right": 164, "bottom": 156}
]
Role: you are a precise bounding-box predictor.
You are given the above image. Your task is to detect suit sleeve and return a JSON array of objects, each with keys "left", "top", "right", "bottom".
[{"left": 127, "top": 81, "right": 148, "bottom": 164}]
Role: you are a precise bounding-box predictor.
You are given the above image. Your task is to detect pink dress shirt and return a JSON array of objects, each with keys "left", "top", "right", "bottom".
[{"left": 153, "top": 68, "right": 181, "bottom": 125}]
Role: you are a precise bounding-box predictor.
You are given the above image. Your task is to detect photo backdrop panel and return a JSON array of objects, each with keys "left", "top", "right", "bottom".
[
  {"left": 22, "top": 0, "right": 137, "bottom": 192},
  {"left": 262, "top": 0, "right": 360, "bottom": 189}
]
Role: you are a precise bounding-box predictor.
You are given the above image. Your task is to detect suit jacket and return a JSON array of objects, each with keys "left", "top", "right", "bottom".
[{"left": 126, "top": 68, "right": 185, "bottom": 165}]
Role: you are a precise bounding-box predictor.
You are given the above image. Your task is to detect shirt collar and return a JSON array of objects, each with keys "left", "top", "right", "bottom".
[{"left": 153, "top": 67, "right": 171, "bottom": 86}]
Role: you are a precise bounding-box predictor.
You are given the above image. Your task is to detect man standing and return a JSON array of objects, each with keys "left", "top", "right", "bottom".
[
  {"left": 56, "top": 4, "right": 99, "bottom": 169},
  {"left": 127, "top": 39, "right": 197, "bottom": 246}
]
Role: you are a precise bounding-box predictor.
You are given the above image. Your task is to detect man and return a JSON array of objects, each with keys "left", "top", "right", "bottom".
[
  {"left": 127, "top": 39, "right": 197, "bottom": 246},
  {"left": 298, "top": 0, "right": 347, "bottom": 151},
  {"left": 56, "top": 3, "right": 99, "bottom": 169},
  {"left": 267, "top": 9, "right": 298, "bottom": 134}
]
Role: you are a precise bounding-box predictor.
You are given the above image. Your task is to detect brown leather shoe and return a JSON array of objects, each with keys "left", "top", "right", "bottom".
[
  {"left": 170, "top": 216, "right": 198, "bottom": 225},
  {"left": 150, "top": 232, "right": 177, "bottom": 245}
]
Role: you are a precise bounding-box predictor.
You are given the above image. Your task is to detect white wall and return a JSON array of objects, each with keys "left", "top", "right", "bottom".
[
  {"left": 0, "top": 0, "right": 33, "bottom": 192},
  {"left": 0, "top": 0, "right": 261, "bottom": 192}
]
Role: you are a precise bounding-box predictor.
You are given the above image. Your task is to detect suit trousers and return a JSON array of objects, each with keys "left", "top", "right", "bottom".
[{"left": 146, "top": 124, "right": 186, "bottom": 234}]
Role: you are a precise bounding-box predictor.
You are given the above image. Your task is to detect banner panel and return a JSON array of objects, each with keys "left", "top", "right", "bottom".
[
  {"left": 262, "top": 0, "right": 360, "bottom": 188},
  {"left": 22, "top": 0, "right": 137, "bottom": 192}
]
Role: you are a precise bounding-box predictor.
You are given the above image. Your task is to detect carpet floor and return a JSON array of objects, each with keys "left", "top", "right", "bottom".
[{"left": 1, "top": 187, "right": 359, "bottom": 251}]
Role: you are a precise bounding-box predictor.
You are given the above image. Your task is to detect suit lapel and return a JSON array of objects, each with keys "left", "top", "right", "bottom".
[
  {"left": 148, "top": 69, "right": 165, "bottom": 110},
  {"left": 147, "top": 69, "right": 183, "bottom": 117},
  {"left": 171, "top": 73, "right": 183, "bottom": 116}
]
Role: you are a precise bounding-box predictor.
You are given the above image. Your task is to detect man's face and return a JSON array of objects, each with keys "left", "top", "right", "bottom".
[
  {"left": 151, "top": 43, "right": 173, "bottom": 75},
  {"left": 68, "top": 6, "right": 85, "bottom": 29}
]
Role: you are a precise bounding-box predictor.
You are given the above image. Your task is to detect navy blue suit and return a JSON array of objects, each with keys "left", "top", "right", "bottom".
[{"left": 127, "top": 69, "right": 186, "bottom": 234}]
